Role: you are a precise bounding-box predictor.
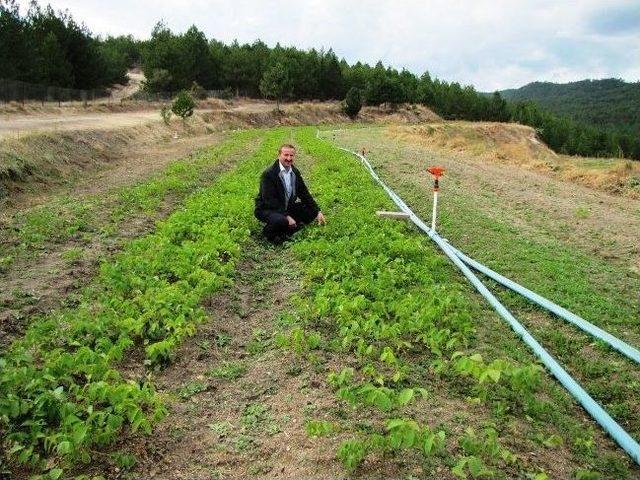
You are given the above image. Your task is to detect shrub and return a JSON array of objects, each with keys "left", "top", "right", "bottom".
[
  {"left": 342, "top": 87, "right": 362, "bottom": 118},
  {"left": 171, "top": 90, "right": 195, "bottom": 122},
  {"left": 220, "top": 87, "right": 234, "bottom": 100},
  {"left": 189, "top": 81, "right": 207, "bottom": 100},
  {"left": 160, "top": 104, "right": 172, "bottom": 125},
  {"left": 143, "top": 68, "right": 173, "bottom": 92}
]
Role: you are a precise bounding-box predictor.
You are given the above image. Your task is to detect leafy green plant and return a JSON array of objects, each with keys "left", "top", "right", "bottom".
[
  {"left": 337, "top": 439, "right": 368, "bottom": 473},
  {"left": 111, "top": 451, "right": 136, "bottom": 470},
  {"left": 336, "top": 419, "right": 445, "bottom": 473},
  {"left": 451, "top": 455, "right": 494, "bottom": 479},
  {"left": 327, "top": 367, "right": 354, "bottom": 389},
  {"left": 0, "top": 129, "right": 288, "bottom": 476},
  {"left": 305, "top": 420, "right": 336, "bottom": 437},
  {"left": 275, "top": 326, "right": 323, "bottom": 354}
]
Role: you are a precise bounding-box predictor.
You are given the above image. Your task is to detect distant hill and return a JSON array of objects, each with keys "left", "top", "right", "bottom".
[{"left": 499, "top": 79, "right": 640, "bottom": 134}]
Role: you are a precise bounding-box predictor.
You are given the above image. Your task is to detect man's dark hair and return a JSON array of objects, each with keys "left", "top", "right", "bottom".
[{"left": 278, "top": 143, "right": 296, "bottom": 153}]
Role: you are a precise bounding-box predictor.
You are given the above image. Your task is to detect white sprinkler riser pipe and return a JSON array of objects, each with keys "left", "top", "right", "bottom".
[{"left": 431, "top": 190, "right": 438, "bottom": 232}]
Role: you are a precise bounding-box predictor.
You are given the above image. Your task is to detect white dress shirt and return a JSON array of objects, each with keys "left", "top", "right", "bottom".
[{"left": 279, "top": 161, "right": 293, "bottom": 199}]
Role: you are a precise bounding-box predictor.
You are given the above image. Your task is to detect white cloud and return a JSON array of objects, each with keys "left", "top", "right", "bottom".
[{"left": 16, "top": 0, "right": 640, "bottom": 90}]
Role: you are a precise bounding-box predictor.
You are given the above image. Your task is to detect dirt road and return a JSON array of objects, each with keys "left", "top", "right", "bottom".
[
  {"left": 0, "top": 102, "right": 279, "bottom": 139},
  {"left": 0, "top": 110, "right": 164, "bottom": 139}
]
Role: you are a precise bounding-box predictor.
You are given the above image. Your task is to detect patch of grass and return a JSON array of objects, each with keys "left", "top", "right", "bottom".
[
  {"left": 215, "top": 331, "right": 232, "bottom": 348},
  {"left": 234, "top": 434, "right": 256, "bottom": 453},
  {"left": 0, "top": 255, "right": 14, "bottom": 273},
  {"left": 177, "top": 381, "right": 209, "bottom": 399},
  {"left": 14, "top": 201, "right": 93, "bottom": 248},
  {"left": 247, "top": 463, "right": 272, "bottom": 475},
  {"left": 60, "top": 247, "right": 84, "bottom": 264},
  {"left": 209, "top": 361, "right": 247, "bottom": 380},
  {"left": 207, "top": 421, "right": 232, "bottom": 438},
  {"left": 246, "top": 328, "right": 270, "bottom": 355},
  {"left": 241, "top": 403, "right": 280, "bottom": 435},
  {"left": 575, "top": 206, "right": 590, "bottom": 218}
]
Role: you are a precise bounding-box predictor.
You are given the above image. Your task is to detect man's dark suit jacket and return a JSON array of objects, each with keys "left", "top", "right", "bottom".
[{"left": 254, "top": 160, "right": 319, "bottom": 218}]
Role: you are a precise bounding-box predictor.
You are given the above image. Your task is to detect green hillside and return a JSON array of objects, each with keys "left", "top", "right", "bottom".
[{"left": 500, "top": 79, "right": 640, "bottom": 133}]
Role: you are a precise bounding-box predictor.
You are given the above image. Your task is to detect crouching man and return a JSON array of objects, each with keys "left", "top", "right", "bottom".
[{"left": 254, "top": 143, "right": 326, "bottom": 244}]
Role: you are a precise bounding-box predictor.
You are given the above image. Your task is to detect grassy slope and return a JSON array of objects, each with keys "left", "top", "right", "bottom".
[{"left": 317, "top": 126, "right": 640, "bottom": 478}]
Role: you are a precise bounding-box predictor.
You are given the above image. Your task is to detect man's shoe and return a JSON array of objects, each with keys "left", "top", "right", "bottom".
[{"left": 269, "top": 235, "right": 285, "bottom": 246}]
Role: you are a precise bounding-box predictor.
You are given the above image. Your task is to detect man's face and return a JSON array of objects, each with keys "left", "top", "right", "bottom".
[{"left": 278, "top": 147, "right": 295, "bottom": 170}]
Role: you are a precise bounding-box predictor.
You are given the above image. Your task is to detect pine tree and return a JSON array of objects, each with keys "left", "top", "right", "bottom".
[
  {"left": 259, "top": 62, "right": 291, "bottom": 111},
  {"left": 343, "top": 87, "right": 362, "bottom": 118}
]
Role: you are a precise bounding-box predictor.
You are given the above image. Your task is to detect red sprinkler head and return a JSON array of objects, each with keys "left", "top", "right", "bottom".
[
  {"left": 427, "top": 166, "right": 445, "bottom": 191},
  {"left": 427, "top": 166, "right": 445, "bottom": 178}
]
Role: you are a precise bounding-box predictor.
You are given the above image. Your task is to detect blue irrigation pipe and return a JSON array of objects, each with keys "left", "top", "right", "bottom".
[
  {"left": 329, "top": 140, "right": 640, "bottom": 466},
  {"left": 444, "top": 243, "right": 640, "bottom": 366},
  {"left": 332, "top": 135, "right": 640, "bottom": 366}
]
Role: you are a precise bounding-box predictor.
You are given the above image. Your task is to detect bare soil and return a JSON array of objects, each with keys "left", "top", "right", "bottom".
[
  {"left": 0, "top": 100, "right": 440, "bottom": 140},
  {"left": 72, "top": 240, "right": 348, "bottom": 480}
]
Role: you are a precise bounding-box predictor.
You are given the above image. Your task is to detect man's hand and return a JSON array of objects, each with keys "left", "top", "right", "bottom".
[
  {"left": 316, "top": 211, "right": 326, "bottom": 226},
  {"left": 286, "top": 215, "right": 297, "bottom": 228}
]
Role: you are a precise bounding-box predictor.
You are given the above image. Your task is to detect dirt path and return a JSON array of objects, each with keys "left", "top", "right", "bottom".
[
  {"left": 109, "top": 69, "right": 145, "bottom": 101},
  {"left": 0, "top": 100, "right": 295, "bottom": 140},
  {"left": 0, "top": 111, "right": 166, "bottom": 139},
  {"left": 102, "top": 240, "right": 345, "bottom": 480}
]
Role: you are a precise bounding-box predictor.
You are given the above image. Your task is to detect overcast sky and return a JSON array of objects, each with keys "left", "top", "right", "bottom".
[{"left": 16, "top": 0, "right": 640, "bottom": 91}]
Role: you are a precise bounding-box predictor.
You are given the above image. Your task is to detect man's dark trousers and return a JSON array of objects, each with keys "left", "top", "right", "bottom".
[{"left": 256, "top": 202, "right": 317, "bottom": 242}]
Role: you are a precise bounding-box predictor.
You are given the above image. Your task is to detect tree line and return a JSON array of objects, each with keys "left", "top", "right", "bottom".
[
  {"left": 0, "top": 0, "right": 137, "bottom": 89},
  {"left": 1, "top": 0, "right": 637, "bottom": 159},
  {"left": 139, "top": 23, "right": 638, "bottom": 159}
]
